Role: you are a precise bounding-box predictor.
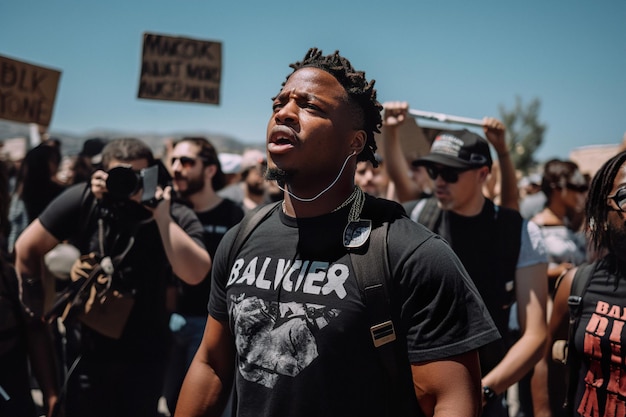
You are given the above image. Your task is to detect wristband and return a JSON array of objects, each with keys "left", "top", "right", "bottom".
[{"left": 482, "top": 385, "right": 497, "bottom": 403}]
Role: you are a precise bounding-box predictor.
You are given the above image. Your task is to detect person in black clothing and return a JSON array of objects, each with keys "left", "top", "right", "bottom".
[
  {"left": 175, "top": 48, "right": 499, "bottom": 417},
  {"left": 164, "top": 137, "right": 244, "bottom": 414},
  {"left": 8, "top": 143, "right": 66, "bottom": 254},
  {"left": 14, "top": 138, "right": 211, "bottom": 417},
  {"left": 543, "top": 150, "right": 626, "bottom": 417},
  {"left": 0, "top": 159, "right": 36, "bottom": 416},
  {"left": 383, "top": 102, "right": 549, "bottom": 417}
]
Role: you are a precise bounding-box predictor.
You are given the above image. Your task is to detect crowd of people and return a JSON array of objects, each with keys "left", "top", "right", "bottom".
[{"left": 0, "top": 47, "right": 624, "bottom": 417}]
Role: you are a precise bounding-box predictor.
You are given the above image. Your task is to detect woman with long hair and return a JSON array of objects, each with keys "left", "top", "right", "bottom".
[{"left": 545, "top": 151, "right": 626, "bottom": 416}]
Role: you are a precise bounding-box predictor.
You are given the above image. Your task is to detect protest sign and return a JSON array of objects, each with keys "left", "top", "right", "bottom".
[
  {"left": 138, "top": 33, "right": 222, "bottom": 105},
  {"left": 0, "top": 55, "right": 61, "bottom": 126}
]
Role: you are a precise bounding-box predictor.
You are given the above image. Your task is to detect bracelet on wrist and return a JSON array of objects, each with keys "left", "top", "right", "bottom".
[{"left": 482, "top": 385, "right": 497, "bottom": 403}]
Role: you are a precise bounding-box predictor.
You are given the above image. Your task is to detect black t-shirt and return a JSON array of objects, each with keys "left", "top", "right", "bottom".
[
  {"left": 209, "top": 201, "right": 500, "bottom": 417},
  {"left": 572, "top": 256, "right": 626, "bottom": 416},
  {"left": 176, "top": 198, "right": 244, "bottom": 316},
  {"left": 39, "top": 183, "right": 206, "bottom": 359}
]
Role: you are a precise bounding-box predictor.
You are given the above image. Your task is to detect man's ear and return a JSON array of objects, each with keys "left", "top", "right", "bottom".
[
  {"left": 204, "top": 164, "right": 217, "bottom": 180},
  {"left": 478, "top": 166, "right": 491, "bottom": 182},
  {"left": 350, "top": 130, "right": 367, "bottom": 155}
]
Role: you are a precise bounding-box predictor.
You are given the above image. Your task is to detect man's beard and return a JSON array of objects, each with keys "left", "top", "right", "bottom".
[
  {"left": 247, "top": 181, "right": 265, "bottom": 197},
  {"left": 265, "top": 167, "right": 292, "bottom": 187},
  {"left": 175, "top": 175, "right": 205, "bottom": 198}
]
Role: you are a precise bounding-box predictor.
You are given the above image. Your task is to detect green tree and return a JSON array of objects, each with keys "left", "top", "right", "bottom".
[{"left": 499, "top": 96, "right": 547, "bottom": 174}]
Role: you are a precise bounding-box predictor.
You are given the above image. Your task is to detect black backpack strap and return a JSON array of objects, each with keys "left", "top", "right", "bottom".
[
  {"left": 227, "top": 202, "right": 281, "bottom": 269},
  {"left": 351, "top": 219, "right": 403, "bottom": 417},
  {"left": 350, "top": 222, "right": 395, "bottom": 348},
  {"left": 416, "top": 197, "right": 441, "bottom": 232},
  {"left": 494, "top": 205, "right": 523, "bottom": 309},
  {"left": 562, "top": 262, "right": 594, "bottom": 412},
  {"left": 350, "top": 196, "right": 402, "bottom": 390}
]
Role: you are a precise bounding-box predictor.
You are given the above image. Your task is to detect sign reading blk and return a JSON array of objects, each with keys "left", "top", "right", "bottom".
[{"left": 0, "top": 55, "right": 61, "bottom": 126}]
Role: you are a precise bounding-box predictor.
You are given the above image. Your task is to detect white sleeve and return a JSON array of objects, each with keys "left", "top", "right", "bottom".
[{"left": 516, "top": 219, "right": 549, "bottom": 268}]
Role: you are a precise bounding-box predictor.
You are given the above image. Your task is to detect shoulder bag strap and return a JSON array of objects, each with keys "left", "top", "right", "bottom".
[
  {"left": 227, "top": 202, "right": 281, "bottom": 269},
  {"left": 562, "top": 262, "right": 595, "bottom": 412},
  {"left": 350, "top": 221, "right": 397, "bottom": 374}
]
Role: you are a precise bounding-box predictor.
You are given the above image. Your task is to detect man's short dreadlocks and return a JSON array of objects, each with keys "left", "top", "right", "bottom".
[{"left": 285, "top": 48, "right": 383, "bottom": 167}]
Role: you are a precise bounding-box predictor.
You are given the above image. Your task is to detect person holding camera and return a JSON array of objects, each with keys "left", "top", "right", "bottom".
[{"left": 14, "top": 137, "right": 211, "bottom": 417}]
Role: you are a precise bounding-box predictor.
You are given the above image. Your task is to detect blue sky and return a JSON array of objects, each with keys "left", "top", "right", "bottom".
[{"left": 2, "top": 1, "right": 625, "bottom": 162}]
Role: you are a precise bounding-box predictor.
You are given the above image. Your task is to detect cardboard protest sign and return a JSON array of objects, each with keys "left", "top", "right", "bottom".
[
  {"left": 0, "top": 55, "right": 61, "bottom": 126},
  {"left": 138, "top": 33, "right": 222, "bottom": 105}
]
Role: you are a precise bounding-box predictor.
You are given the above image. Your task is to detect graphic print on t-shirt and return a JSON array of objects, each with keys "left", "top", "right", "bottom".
[
  {"left": 230, "top": 295, "right": 340, "bottom": 388},
  {"left": 227, "top": 255, "right": 350, "bottom": 388},
  {"left": 577, "top": 299, "right": 626, "bottom": 416}
]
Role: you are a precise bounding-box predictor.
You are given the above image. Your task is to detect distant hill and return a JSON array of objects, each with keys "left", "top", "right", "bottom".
[{"left": 0, "top": 120, "right": 263, "bottom": 160}]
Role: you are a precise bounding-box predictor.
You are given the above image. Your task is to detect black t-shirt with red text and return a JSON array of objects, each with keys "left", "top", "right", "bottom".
[{"left": 572, "top": 256, "right": 626, "bottom": 416}]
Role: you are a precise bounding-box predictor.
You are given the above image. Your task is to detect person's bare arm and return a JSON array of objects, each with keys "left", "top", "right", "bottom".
[
  {"left": 411, "top": 350, "right": 482, "bottom": 417},
  {"left": 381, "top": 101, "right": 423, "bottom": 203},
  {"left": 149, "top": 185, "right": 212, "bottom": 285},
  {"left": 175, "top": 315, "right": 236, "bottom": 417},
  {"left": 531, "top": 267, "right": 575, "bottom": 417},
  {"left": 91, "top": 169, "right": 211, "bottom": 285},
  {"left": 483, "top": 117, "right": 519, "bottom": 211},
  {"left": 481, "top": 262, "right": 548, "bottom": 395},
  {"left": 14, "top": 220, "right": 62, "bottom": 417}
]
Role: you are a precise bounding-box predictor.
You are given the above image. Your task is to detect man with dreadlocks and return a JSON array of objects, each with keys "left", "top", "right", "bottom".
[{"left": 175, "top": 48, "right": 500, "bottom": 417}]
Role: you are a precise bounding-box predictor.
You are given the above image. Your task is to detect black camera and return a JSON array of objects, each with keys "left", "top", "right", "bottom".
[{"left": 105, "top": 160, "right": 171, "bottom": 207}]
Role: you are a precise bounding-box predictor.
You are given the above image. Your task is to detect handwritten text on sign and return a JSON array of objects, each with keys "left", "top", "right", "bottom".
[
  {"left": 138, "top": 33, "right": 222, "bottom": 105},
  {"left": 0, "top": 55, "right": 61, "bottom": 126}
]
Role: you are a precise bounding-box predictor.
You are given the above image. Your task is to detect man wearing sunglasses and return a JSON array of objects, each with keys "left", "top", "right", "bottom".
[
  {"left": 383, "top": 104, "right": 549, "bottom": 417},
  {"left": 165, "top": 137, "right": 244, "bottom": 415}
]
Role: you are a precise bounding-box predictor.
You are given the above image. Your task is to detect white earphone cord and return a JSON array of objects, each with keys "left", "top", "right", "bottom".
[{"left": 277, "top": 152, "right": 356, "bottom": 202}]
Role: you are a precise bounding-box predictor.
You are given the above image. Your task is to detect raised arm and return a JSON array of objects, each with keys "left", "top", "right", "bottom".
[
  {"left": 175, "top": 315, "right": 236, "bottom": 417},
  {"left": 381, "top": 101, "right": 423, "bottom": 203},
  {"left": 151, "top": 186, "right": 212, "bottom": 285},
  {"left": 483, "top": 117, "right": 519, "bottom": 211}
]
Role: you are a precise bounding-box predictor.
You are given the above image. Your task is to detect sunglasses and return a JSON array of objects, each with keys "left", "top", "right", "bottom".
[
  {"left": 425, "top": 165, "right": 471, "bottom": 183},
  {"left": 171, "top": 156, "right": 200, "bottom": 168},
  {"left": 607, "top": 187, "right": 626, "bottom": 213}
]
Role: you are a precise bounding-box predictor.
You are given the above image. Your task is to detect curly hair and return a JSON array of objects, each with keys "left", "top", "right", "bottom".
[
  {"left": 284, "top": 48, "right": 383, "bottom": 167},
  {"left": 586, "top": 150, "right": 626, "bottom": 257}
]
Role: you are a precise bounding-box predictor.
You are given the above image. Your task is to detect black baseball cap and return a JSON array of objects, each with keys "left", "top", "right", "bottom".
[{"left": 412, "top": 129, "right": 492, "bottom": 169}]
